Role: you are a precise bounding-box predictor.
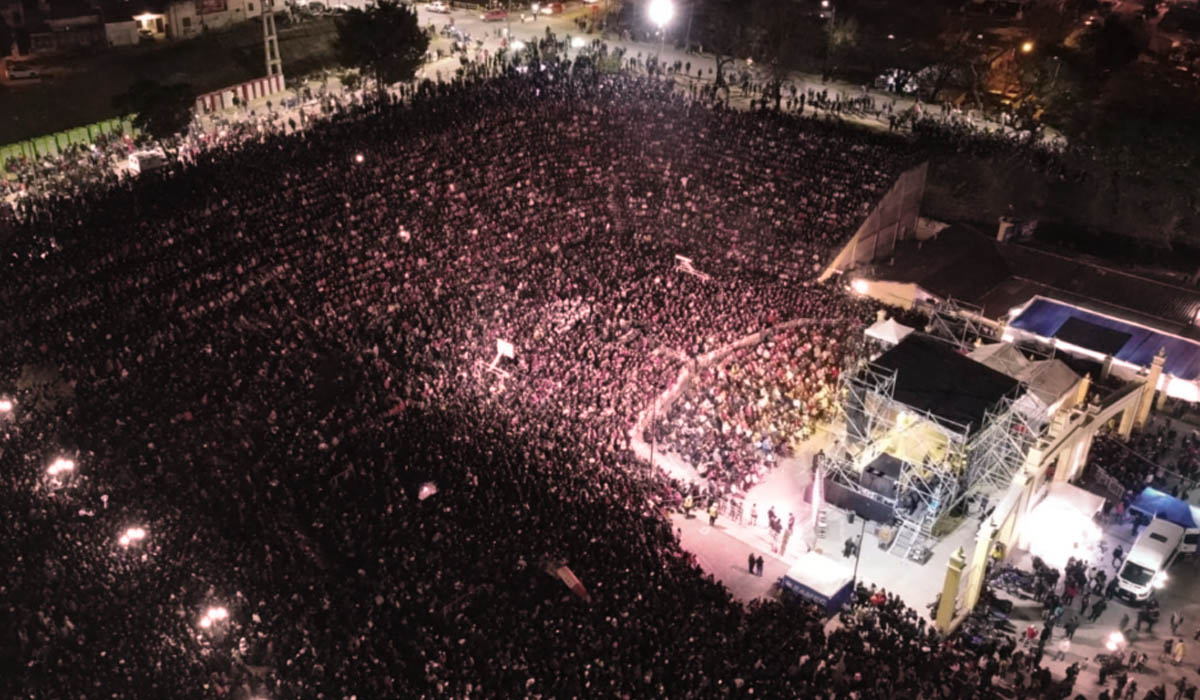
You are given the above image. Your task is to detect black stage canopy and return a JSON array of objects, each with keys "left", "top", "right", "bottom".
[{"left": 872, "top": 334, "right": 1021, "bottom": 435}]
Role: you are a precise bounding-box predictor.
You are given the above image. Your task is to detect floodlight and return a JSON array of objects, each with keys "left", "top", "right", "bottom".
[{"left": 647, "top": 0, "right": 674, "bottom": 29}]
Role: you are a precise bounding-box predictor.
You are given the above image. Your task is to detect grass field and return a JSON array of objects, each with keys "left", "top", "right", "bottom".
[{"left": 0, "top": 17, "right": 339, "bottom": 145}]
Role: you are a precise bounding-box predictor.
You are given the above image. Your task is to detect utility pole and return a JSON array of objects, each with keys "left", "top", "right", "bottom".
[{"left": 263, "top": 0, "right": 283, "bottom": 77}]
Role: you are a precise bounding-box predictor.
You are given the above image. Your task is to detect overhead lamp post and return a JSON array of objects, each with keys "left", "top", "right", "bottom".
[{"left": 647, "top": 0, "right": 674, "bottom": 73}]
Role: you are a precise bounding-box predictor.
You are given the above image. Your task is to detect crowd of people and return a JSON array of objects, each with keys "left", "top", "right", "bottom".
[
  {"left": 1, "top": 60, "right": 1105, "bottom": 699},
  {"left": 1083, "top": 420, "right": 1200, "bottom": 501},
  {"left": 652, "top": 320, "right": 865, "bottom": 497}
]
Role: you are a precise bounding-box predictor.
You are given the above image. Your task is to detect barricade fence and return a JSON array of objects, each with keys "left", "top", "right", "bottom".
[{"left": 1, "top": 117, "right": 137, "bottom": 177}]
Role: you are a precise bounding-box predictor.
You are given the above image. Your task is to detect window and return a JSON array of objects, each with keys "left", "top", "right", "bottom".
[
  {"left": 247, "top": 3, "right": 254, "bottom": 10},
  {"left": 182, "top": 16, "right": 192, "bottom": 27},
  {"left": 1149, "top": 532, "right": 1168, "bottom": 543},
  {"left": 1120, "top": 561, "right": 1154, "bottom": 586}
]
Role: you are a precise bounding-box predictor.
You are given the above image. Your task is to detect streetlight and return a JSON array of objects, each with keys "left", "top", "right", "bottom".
[
  {"left": 1021, "top": 41, "right": 1034, "bottom": 54},
  {"left": 647, "top": 0, "right": 674, "bottom": 70}
]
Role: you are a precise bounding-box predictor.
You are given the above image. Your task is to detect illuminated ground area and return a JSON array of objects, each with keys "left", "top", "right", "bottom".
[{"left": 0, "top": 73, "right": 933, "bottom": 698}]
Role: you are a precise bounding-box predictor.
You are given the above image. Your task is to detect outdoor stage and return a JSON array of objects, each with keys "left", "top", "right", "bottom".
[{"left": 660, "top": 429, "right": 978, "bottom": 613}]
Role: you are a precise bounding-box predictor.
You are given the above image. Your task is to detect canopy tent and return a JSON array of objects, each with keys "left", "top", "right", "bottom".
[
  {"left": 968, "top": 342, "right": 1031, "bottom": 378},
  {"left": 778, "top": 552, "right": 854, "bottom": 615},
  {"left": 1129, "top": 487, "right": 1198, "bottom": 530},
  {"left": 1017, "top": 359, "right": 1079, "bottom": 407},
  {"left": 968, "top": 343, "right": 1079, "bottom": 423},
  {"left": 1018, "top": 481, "right": 1106, "bottom": 569},
  {"left": 865, "top": 317, "right": 915, "bottom": 346}
]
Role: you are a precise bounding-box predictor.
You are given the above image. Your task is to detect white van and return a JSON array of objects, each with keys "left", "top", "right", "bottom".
[
  {"left": 128, "top": 149, "right": 169, "bottom": 176},
  {"left": 1116, "top": 518, "right": 1184, "bottom": 603}
]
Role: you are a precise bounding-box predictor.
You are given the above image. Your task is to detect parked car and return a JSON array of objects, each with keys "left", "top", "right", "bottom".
[
  {"left": 5, "top": 61, "right": 39, "bottom": 81},
  {"left": 427, "top": 0, "right": 449, "bottom": 12},
  {"left": 481, "top": 8, "right": 508, "bottom": 20}
]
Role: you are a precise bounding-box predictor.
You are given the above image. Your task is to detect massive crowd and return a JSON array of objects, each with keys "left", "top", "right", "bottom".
[
  {"left": 0, "top": 62, "right": 1088, "bottom": 699},
  {"left": 652, "top": 320, "right": 865, "bottom": 497}
]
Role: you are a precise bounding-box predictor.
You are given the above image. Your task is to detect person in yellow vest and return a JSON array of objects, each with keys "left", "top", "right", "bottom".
[
  {"left": 683, "top": 495, "right": 693, "bottom": 518},
  {"left": 708, "top": 502, "right": 719, "bottom": 526}
]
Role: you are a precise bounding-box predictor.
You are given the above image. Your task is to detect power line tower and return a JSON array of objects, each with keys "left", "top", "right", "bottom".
[{"left": 262, "top": 0, "right": 283, "bottom": 77}]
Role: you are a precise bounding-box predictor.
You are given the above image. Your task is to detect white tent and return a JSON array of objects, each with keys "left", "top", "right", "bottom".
[
  {"left": 865, "top": 318, "right": 914, "bottom": 346},
  {"left": 969, "top": 343, "right": 1079, "bottom": 423},
  {"left": 968, "top": 342, "right": 1031, "bottom": 378},
  {"left": 1017, "top": 359, "right": 1080, "bottom": 409}
]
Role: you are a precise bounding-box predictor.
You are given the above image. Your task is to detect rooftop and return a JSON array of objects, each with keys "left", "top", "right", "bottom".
[
  {"left": 1008, "top": 296, "right": 1200, "bottom": 381},
  {"left": 861, "top": 227, "right": 1200, "bottom": 340},
  {"left": 872, "top": 333, "right": 1022, "bottom": 435}
]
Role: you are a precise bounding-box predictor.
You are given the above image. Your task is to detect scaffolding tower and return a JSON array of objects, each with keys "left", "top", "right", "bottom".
[
  {"left": 262, "top": 0, "right": 282, "bottom": 78},
  {"left": 825, "top": 360, "right": 1038, "bottom": 562},
  {"left": 926, "top": 298, "right": 993, "bottom": 353}
]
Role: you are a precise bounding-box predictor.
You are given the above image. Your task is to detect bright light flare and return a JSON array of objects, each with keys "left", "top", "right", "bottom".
[
  {"left": 199, "top": 606, "right": 229, "bottom": 630},
  {"left": 1152, "top": 571, "right": 1168, "bottom": 589},
  {"left": 511, "top": 40, "right": 526, "bottom": 51},
  {"left": 118, "top": 527, "right": 147, "bottom": 547},
  {"left": 647, "top": 0, "right": 674, "bottom": 29},
  {"left": 1106, "top": 631, "right": 1126, "bottom": 651},
  {"left": 571, "top": 36, "right": 586, "bottom": 49},
  {"left": 354, "top": 153, "right": 365, "bottom": 163},
  {"left": 1019, "top": 498, "right": 1101, "bottom": 570},
  {"left": 418, "top": 481, "right": 438, "bottom": 501},
  {"left": 47, "top": 458, "right": 76, "bottom": 476},
  {"left": 850, "top": 279, "right": 869, "bottom": 295},
  {"left": 1021, "top": 41, "right": 1034, "bottom": 53},
  {"left": 0, "top": 398, "right": 13, "bottom": 412}
]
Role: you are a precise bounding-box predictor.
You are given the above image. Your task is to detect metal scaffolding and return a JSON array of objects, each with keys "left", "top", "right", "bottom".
[
  {"left": 926, "top": 298, "right": 993, "bottom": 352},
  {"left": 966, "top": 393, "right": 1039, "bottom": 495},
  {"left": 826, "top": 359, "right": 1037, "bottom": 562}
]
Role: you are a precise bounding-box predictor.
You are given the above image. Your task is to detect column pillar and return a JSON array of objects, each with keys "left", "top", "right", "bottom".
[
  {"left": 936, "top": 547, "right": 967, "bottom": 633},
  {"left": 1135, "top": 348, "right": 1166, "bottom": 428}
]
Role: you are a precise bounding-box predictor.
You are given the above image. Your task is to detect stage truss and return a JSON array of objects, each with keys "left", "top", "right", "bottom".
[
  {"left": 926, "top": 298, "right": 993, "bottom": 353},
  {"left": 826, "top": 358, "right": 1038, "bottom": 561}
]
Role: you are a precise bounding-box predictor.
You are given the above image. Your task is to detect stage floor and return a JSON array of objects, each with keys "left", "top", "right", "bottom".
[{"left": 664, "top": 426, "right": 979, "bottom": 615}]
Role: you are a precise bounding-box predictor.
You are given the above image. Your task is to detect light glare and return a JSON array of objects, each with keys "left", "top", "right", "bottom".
[
  {"left": 647, "top": 0, "right": 674, "bottom": 28},
  {"left": 0, "top": 398, "right": 13, "bottom": 412},
  {"left": 119, "top": 527, "right": 147, "bottom": 547},
  {"left": 47, "top": 458, "right": 75, "bottom": 476}
]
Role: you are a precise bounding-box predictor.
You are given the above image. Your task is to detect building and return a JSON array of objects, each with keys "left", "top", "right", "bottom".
[
  {"left": 842, "top": 224, "right": 1200, "bottom": 402},
  {"left": 166, "top": 0, "right": 263, "bottom": 40}
]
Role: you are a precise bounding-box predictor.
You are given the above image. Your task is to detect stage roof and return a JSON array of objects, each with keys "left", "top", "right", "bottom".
[
  {"left": 1009, "top": 297, "right": 1200, "bottom": 381},
  {"left": 872, "top": 334, "right": 1022, "bottom": 434}
]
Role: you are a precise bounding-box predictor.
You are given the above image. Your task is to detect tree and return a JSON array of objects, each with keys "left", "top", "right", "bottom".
[
  {"left": 0, "top": 15, "right": 13, "bottom": 58},
  {"left": 750, "top": 0, "right": 807, "bottom": 109},
  {"left": 113, "top": 80, "right": 195, "bottom": 142},
  {"left": 335, "top": 0, "right": 429, "bottom": 97},
  {"left": 693, "top": 0, "right": 749, "bottom": 87}
]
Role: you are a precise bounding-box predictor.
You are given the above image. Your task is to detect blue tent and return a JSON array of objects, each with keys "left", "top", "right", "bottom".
[{"left": 1129, "top": 487, "right": 1198, "bottom": 530}]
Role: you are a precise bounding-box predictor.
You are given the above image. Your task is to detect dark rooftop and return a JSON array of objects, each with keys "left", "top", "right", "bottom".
[
  {"left": 862, "top": 226, "right": 1200, "bottom": 340},
  {"left": 871, "top": 333, "right": 1022, "bottom": 434}
]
